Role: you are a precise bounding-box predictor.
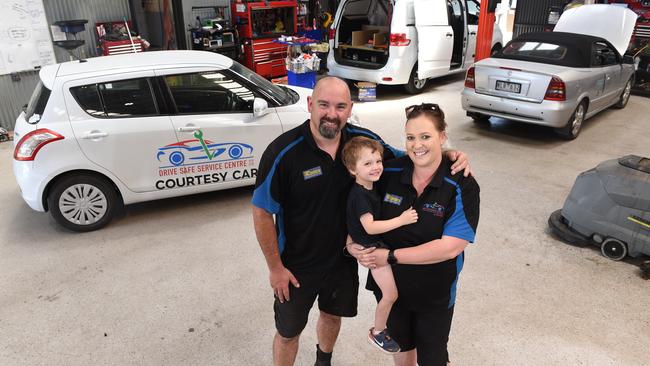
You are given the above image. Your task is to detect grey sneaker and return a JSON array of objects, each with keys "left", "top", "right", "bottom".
[{"left": 368, "top": 327, "right": 400, "bottom": 354}]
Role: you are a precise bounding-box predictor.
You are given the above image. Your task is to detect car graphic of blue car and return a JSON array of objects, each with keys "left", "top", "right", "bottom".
[{"left": 157, "top": 139, "right": 253, "bottom": 167}]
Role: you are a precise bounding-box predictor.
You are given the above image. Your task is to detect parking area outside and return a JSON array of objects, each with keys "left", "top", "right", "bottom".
[{"left": 1, "top": 74, "right": 648, "bottom": 365}]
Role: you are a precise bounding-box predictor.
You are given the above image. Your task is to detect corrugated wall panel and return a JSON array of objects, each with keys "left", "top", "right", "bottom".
[
  {"left": 513, "top": 0, "right": 567, "bottom": 25},
  {"left": 44, "top": 0, "right": 132, "bottom": 61},
  {"left": 0, "top": 71, "right": 40, "bottom": 130}
]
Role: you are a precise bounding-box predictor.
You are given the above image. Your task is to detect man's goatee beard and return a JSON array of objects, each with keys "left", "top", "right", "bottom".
[{"left": 319, "top": 119, "right": 342, "bottom": 139}]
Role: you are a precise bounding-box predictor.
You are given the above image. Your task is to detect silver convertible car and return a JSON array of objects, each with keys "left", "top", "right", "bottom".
[{"left": 461, "top": 5, "right": 638, "bottom": 139}]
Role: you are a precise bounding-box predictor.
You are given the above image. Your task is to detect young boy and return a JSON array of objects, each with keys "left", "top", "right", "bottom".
[{"left": 342, "top": 136, "right": 418, "bottom": 354}]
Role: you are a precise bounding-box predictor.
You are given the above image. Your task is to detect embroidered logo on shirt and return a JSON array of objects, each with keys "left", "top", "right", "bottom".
[
  {"left": 302, "top": 166, "right": 323, "bottom": 180},
  {"left": 383, "top": 193, "right": 403, "bottom": 205},
  {"left": 423, "top": 202, "right": 445, "bottom": 217}
]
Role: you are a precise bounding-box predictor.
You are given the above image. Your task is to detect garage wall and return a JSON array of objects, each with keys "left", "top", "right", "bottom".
[{"left": 0, "top": 0, "right": 131, "bottom": 130}]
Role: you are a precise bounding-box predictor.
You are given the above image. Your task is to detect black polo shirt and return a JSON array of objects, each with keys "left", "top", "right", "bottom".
[
  {"left": 252, "top": 120, "right": 401, "bottom": 274},
  {"left": 346, "top": 183, "right": 382, "bottom": 247},
  {"left": 367, "top": 155, "right": 480, "bottom": 311}
]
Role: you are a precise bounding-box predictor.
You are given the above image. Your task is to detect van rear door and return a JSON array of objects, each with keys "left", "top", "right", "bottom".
[{"left": 414, "top": 0, "right": 453, "bottom": 79}]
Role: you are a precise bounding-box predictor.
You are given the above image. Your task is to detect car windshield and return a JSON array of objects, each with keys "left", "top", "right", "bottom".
[
  {"left": 24, "top": 81, "right": 51, "bottom": 124},
  {"left": 502, "top": 41, "right": 567, "bottom": 60},
  {"left": 229, "top": 61, "right": 295, "bottom": 106}
]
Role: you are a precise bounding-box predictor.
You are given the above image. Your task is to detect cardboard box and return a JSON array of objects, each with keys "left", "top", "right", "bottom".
[
  {"left": 373, "top": 32, "right": 387, "bottom": 47},
  {"left": 355, "top": 82, "right": 376, "bottom": 102},
  {"left": 351, "top": 30, "right": 379, "bottom": 46}
]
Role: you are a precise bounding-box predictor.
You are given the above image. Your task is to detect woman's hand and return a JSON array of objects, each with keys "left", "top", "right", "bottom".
[
  {"left": 347, "top": 243, "right": 375, "bottom": 266},
  {"left": 359, "top": 248, "right": 389, "bottom": 269},
  {"left": 446, "top": 150, "right": 473, "bottom": 177}
]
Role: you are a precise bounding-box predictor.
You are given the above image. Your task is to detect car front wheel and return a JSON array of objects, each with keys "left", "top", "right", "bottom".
[
  {"left": 48, "top": 174, "right": 118, "bottom": 232},
  {"left": 556, "top": 101, "right": 586, "bottom": 140}
]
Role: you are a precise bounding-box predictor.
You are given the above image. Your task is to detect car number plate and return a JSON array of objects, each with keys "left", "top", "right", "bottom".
[{"left": 495, "top": 80, "right": 521, "bottom": 93}]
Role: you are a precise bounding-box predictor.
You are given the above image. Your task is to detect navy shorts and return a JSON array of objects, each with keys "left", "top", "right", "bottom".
[{"left": 274, "top": 263, "right": 359, "bottom": 338}]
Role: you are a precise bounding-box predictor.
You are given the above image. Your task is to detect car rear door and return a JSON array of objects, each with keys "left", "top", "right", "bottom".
[
  {"left": 464, "top": 0, "right": 480, "bottom": 66},
  {"left": 65, "top": 71, "right": 182, "bottom": 193},
  {"left": 414, "top": 0, "right": 453, "bottom": 79},
  {"left": 156, "top": 67, "right": 284, "bottom": 189}
]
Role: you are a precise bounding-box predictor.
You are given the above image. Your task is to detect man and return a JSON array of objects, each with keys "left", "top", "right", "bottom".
[{"left": 252, "top": 77, "right": 469, "bottom": 365}]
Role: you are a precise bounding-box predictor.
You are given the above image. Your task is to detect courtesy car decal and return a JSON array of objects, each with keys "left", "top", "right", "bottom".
[{"left": 155, "top": 130, "right": 257, "bottom": 190}]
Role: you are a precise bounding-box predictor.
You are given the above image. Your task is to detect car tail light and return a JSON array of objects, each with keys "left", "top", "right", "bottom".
[
  {"left": 464, "top": 67, "right": 475, "bottom": 89},
  {"left": 389, "top": 33, "right": 410, "bottom": 46},
  {"left": 13, "top": 128, "right": 64, "bottom": 161},
  {"left": 544, "top": 76, "right": 566, "bottom": 101},
  {"left": 329, "top": 28, "right": 336, "bottom": 39}
]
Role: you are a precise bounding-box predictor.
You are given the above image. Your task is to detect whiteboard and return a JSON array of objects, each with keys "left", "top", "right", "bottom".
[{"left": 0, "top": 0, "right": 56, "bottom": 75}]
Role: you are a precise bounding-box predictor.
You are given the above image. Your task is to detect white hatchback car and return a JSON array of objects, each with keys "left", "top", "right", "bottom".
[{"left": 13, "top": 50, "right": 312, "bottom": 232}]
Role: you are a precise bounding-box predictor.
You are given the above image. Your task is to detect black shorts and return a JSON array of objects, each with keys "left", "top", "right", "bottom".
[
  {"left": 274, "top": 263, "right": 359, "bottom": 338},
  {"left": 376, "top": 293, "right": 455, "bottom": 366}
]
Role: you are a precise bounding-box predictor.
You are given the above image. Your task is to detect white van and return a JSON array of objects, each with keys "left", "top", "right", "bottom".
[{"left": 327, "top": 0, "right": 503, "bottom": 94}]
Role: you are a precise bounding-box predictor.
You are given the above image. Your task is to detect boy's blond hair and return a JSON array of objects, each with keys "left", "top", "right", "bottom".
[{"left": 342, "top": 136, "right": 384, "bottom": 173}]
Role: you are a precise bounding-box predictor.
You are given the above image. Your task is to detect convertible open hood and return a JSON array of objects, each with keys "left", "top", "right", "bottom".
[{"left": 554, "top": 4, "right": 638, "bottom": 56}]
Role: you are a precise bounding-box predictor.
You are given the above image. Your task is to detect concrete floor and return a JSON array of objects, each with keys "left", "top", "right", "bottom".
[{"left": 1, "top": 75, "right": 648, "bottom": 366}]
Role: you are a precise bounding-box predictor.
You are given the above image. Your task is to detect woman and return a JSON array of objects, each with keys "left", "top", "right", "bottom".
[{"left": 349, "top": 103, "right": 480, "bottom": 366}]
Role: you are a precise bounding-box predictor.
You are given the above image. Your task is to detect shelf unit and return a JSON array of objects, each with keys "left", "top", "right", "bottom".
[
  {"left": 232, "top": 0, "right": 298, "bottom": 78},
  {"left": 189, "top": 6, "right": 238, "bottom": 59}
]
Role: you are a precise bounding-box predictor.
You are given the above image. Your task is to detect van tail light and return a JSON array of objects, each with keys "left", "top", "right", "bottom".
[
  {"left": 464, "top": 67, "right": 476, "bottom": 89},
  {"left": 389, "top": 33, "right": 411, "bottom": 46},
  {"left": 329, "top": 28, "right": 336, "bottom": 39},
  {"left": 13, "top": 128, "right": 64, "bottom": 161},
  {"left": 544, "top": 76, "right": 566, "bottom": 101}
]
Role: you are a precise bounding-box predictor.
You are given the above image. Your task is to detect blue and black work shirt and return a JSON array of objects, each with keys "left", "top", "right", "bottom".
[
  {"left": 367, "top": 155, "right": 480, "bottom": 311},
  {"left": 252, "top": 120, "right": 401, "bottom": 274}
]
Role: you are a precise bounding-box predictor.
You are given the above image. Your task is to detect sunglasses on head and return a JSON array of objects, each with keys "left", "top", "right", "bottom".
[{"left": 405, "top": 103, "right": 440, "bottom": 117}]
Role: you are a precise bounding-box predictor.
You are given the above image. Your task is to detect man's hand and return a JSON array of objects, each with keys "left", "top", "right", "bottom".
[
  {"left": 269, "top": 266, "right": 300, "bottom": 303},
  {"left": 446, "top": 150, "right": 472, "bottom": 177}
]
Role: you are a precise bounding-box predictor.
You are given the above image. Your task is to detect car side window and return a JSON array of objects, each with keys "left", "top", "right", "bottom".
[
  {"left": 466, "top": 0, "right": 480, "bottom": 25},
  {"left": 70, "top": 84, "right": 105, "bottom": 117},
  {"left": 592, "top": 42, "right": 618, "bottom": 67},
  {"left": 163, "top": 71, "right": 255, "bottom": 114},
  {"left": 99, "top": 79, "right": 158, "bottom": 117},
  {"left": 447, "top": 0, "right": 463, "bottom": 25},
  {"left": 71, "top": 78, "right": 158, "bottom": 118}
]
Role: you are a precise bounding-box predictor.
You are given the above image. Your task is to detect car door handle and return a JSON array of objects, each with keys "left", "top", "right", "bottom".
[
  {"left": 446, "top": 33, "right": 453, "bottom": 38},
  {"left": 81, "top": 131, "right": 108, "bottom": 139},
  {"left": 178, "top": 126, "right": 200, "bottom": 132}
]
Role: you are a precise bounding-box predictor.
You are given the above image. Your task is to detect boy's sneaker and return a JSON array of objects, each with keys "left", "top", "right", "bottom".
[{"left": 368, "top": 327, "right": 400, "bottom": 354}]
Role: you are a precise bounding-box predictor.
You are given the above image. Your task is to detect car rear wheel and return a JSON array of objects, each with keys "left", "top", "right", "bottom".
[
  {"left": 404, "top": 65, "right": 427, "bottom": 94},
  {"left": 556, "top": 101, "right": 586, "bottom": 140},
  {"left": 469, "top": 112, "right": 490, "bottom": 124},
  {"left": 48, "top": 174, "right": 118, "bottom": 232},
  {"left": 600, "top": 238, "right": 627, "bottom": 261},
  {"left": 612, "top": 77, "right": 633, "bottom": 109}
]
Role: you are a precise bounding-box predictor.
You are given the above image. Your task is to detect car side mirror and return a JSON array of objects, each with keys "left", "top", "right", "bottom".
[
  {"left": 623, "top": 55, "right": 634, "bottom": 64},
  {"left": 253, "top": 98, "right": 270, "bottom": 117}
]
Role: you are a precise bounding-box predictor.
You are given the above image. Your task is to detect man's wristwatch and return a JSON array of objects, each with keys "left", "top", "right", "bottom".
[{"left": 387, "top": 249, "right": 398, "bottom": 266}]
